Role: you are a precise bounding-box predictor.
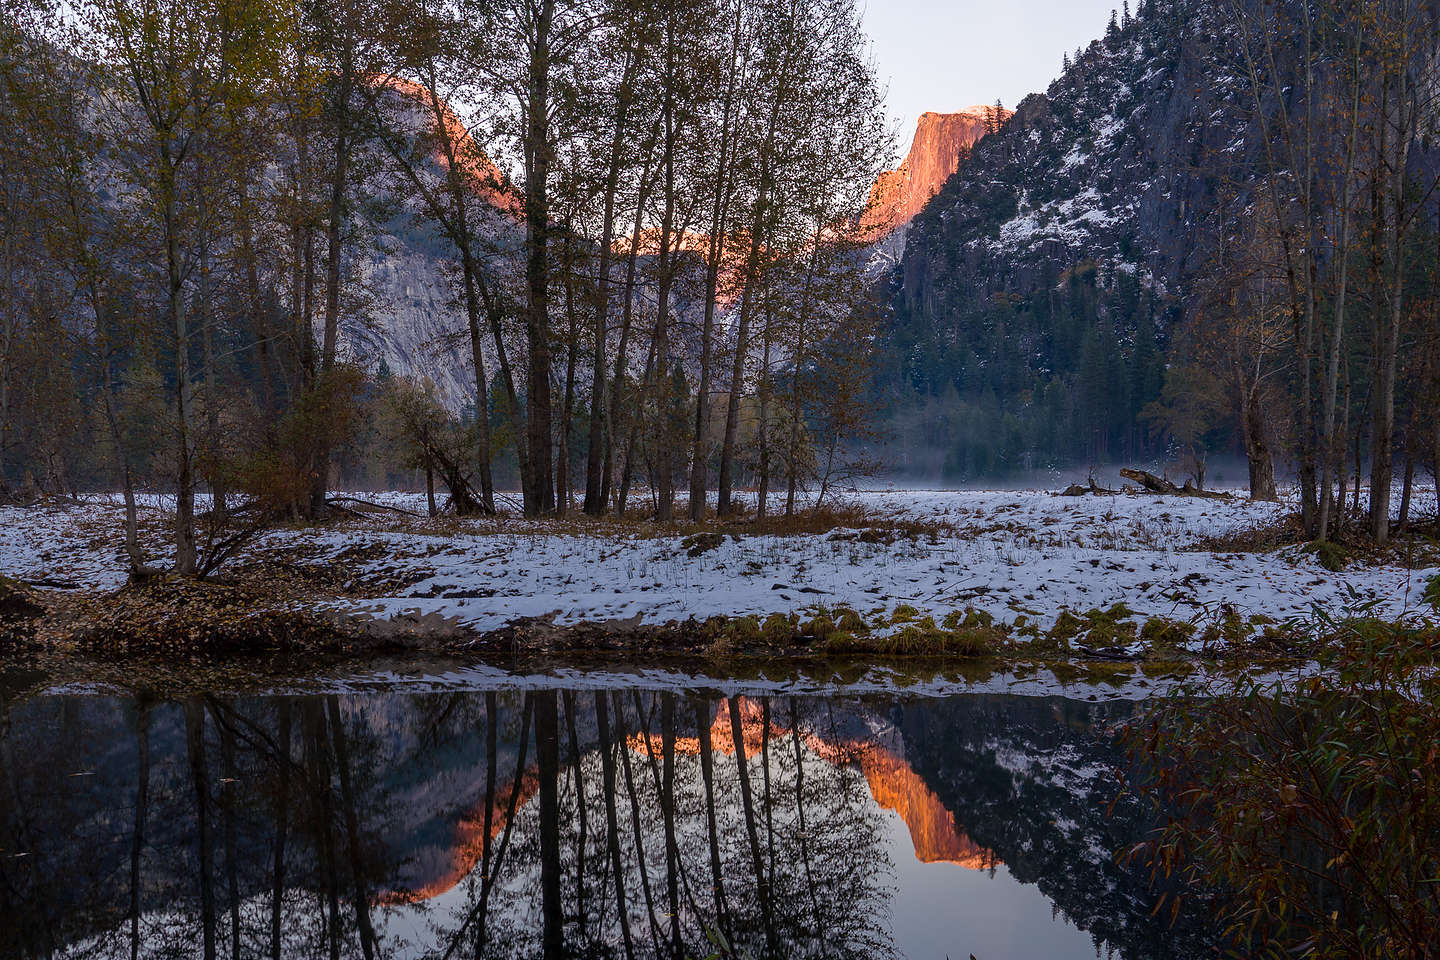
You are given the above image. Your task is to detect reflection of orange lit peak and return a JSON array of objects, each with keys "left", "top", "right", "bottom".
[
  {"left": 633, "top": 697, "right": 999, "bottom": 871},
  {"left": 627, "top": 731, "right": 706, "bottom": 756},
  {"left": 376, "top": 770, "right": 540, "bottom": 906},
  {"left": 390, "top": 696, "right": 997, "bottom": 905},
  {"left": 858, "top": 750, "right": 997, "bottom": 869}
]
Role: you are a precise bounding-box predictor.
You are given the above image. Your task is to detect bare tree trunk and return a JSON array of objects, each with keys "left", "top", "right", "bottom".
[
  {"left": 759, "top": 698, "right": 775, "bottom": 893},
  {"left": 522, "top": 0, "right": 558, "bottom": 518},
  {"left": 1242, "top": 382, "right": 1277, "bottom": 501},
  {"left": 1230, "top": 0, "right": 1319, "bottom": 529},
  {"left": 718, "top": 51, "right": 795, "bottom": 517},
  {"left": 717, "top": 193, "right": 765, "bottom": 517},
  {"left": 585, "top": 33, "right": 647, "bottom": 516},
  {"left": 594, "top": 693, "right": 636, "bottom": 960},
  {"left": 535, "top": 692, "right": 564, "bottom": 959},
  {"left": 790, "top": 699, "right": 827, "bottom": 954},
  {"left": 197, "top": 158, "right": 226, "bottom": 522},
  {"left": 694, "top": 698, "right": 730, "bottom": 942},
  {"left": 303, "top": 702, "right": 342, "bottom": 960},
  {"left": 326, "top": 697, "right": 377, "bottom": 960},
  {"left": 218, "top": 710, "right": 241, "bottom": 959},
  {"left": 472, "top": 695, "right": 531, "bottom": 958},
  {"left": 184, "top": 700, "right": 216, "bottom": 960},
  {"left": 558, "top": 241, "right": 581, "bottom": 517},
  {"left": 660, "top": 694, "right": 682, "bottom": 955},
  {"left": 165, "top": 148, "right": 198, "bottom": 575},
  {"left": 728, "top": 698, "right": 777, "bottom": 954},
  {"left": 651, "top": 19, "right": 681, "bottom": 524},
  {"left": 101, "top": 370, "right": 148, "bottom": 576},
  {"left": 1316, "top": 24, "right": 1364, "bottom": 542},
  {"left": 425, "top": 455, "right": 436, "bottom": 517},
  {"left": 1397, "top": 448, "right": 1414, "bottom": 531},
  {"left": 458, "top": 266, "right": 498, "bottom": 514},
  {"left": 690, "top": 2, "right": 743, "bottom": 521},
  {"left": 785, "top": 232, "right": 821, "bottom": 517},
  {"left": 756, "top": 299, "right": 775, "bottom": 518},
  {"left": 615, "top": 691, "right": 664, "bottom": 950},
  {"left": 129, "top": 706, "right": 151, "bottom": 960},
  {"left": 270, "top": 702, "right": 291, "bottom": 960},
  {"left": 1351, "top": 412, "right": 1363, "bottom": 518},
  {"left": 418, "top": 76, "right": 499, "bottom": 514},
  {"left": 239, "top": 182, "right": 276, "bottom": 413},
  {"left": 617, "top": 336, "right": 656, "bottom": 517},
  {"left": 1433, "top": 415, "right": 1440, "bottom": 520},
  {"left": 312, "top": 61, "right": 354, "bottom": 520},
  {"left": 603, "top": 135, "right": 659, "bottom": 512},
  {"left": 562, "top": 693, "right": 588, "bottom": 941},
  {"left": 477, "top": 692, "right": 497, "bottom": 951},
  {"left": 1371, "top": 34, "right": 1411, "bottom": 546},
  {"left": 0, "top": 167, "right": 13, "bottom": 492}
]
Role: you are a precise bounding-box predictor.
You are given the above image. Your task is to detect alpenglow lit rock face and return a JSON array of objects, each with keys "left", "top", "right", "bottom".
[
  {"left": 334, "top": 79, "right": 525, "bottom": 414},
  {"left": 862, "top": 107, "right": 1007, "bottom": 249}
]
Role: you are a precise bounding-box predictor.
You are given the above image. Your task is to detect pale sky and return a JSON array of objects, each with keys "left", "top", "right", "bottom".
[{"left": 861, "top": 0, "right": 1122, "bottom": 138}]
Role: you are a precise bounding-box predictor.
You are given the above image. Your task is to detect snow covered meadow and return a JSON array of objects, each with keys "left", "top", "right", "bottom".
[{"left": 3, "top": 487, "right": 1435, "bottom": 640}]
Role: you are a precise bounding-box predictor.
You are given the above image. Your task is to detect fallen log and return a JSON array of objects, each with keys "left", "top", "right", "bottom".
[
  {"left": 327, "top": 496, "right": 426, "bottom": 518},
  {"left": 20, "top": 577, "right": 81, "bottom": 590},
  {"left": 1120, "top": 468, "right": 1182, "bottom": 495},
  {"left": 1120, "top": 468, "right": 1229, "bottom": 498},
  {"left": 1058, "top": 476, "right": 1119, "bottom": 497}
]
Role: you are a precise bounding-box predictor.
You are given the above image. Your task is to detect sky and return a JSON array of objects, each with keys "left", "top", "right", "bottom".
[{"left": 861, "top": 0, "right": 1122, "bottom": 139}]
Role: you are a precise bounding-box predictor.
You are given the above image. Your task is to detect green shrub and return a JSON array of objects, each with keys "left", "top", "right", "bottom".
[
  {"left": 723, "top": 615, "right": 761, "bottom": 646},
  {"left": 1303, "top": 539, "right": 1351, "bottom": 572},
  {"left": 890, "top": 604, "right": 920, "bottom": 624},
  {"left": 1139, "top": 617, "right": 1195, "bottom": 661},
  {"left": 760, "top": 613, "right": 794, "bottom": 644},
  {"left": 801, "top": 614, "right": 836, "bottom": 638}
]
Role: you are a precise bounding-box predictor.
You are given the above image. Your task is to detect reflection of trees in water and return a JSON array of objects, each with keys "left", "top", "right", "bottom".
[
  {"left": 0, "top": 689, "right": 896, "bottom": 959},
  {"left": 430, "top": 691, "right": 896, "bottom": 960},
  {"left": 3, "top": 692, "right": 434, "bottom": 960},
  {"left": 0, "top": 685, "right": 1216, "bottom": 960}
]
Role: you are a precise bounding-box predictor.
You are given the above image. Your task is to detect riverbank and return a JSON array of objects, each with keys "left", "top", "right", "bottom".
[{"left": 2, "top": 488, "right": 1436, "bottom": 673}]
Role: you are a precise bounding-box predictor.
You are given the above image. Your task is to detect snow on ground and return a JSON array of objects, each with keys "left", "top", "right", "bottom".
[{"left": 2, "top": 487, "right": 1436, "bottom": 634}]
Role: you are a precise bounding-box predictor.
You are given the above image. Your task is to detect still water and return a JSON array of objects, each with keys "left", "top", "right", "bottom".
[{"left": 0, "top": 666, "right": 1211, "bottom": 959}]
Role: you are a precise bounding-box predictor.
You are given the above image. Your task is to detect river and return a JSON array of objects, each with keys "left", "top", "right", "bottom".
[{"left": 0, "top": 662, "right": 1213, "bottom": 959}]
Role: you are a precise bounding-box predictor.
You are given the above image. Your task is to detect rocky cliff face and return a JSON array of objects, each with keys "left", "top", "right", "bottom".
[
  {"left": 862, "top": 107, "right": 1005, "bottom": 261},
  {"left": 864, "top": 109, "right": 1000, "bottom": 232},
  {"left": 332, "top": 81, "right": 525, "bottom": 414},
  {"left": 899, "top": 0, "right": 1242, "bottom": 317}
]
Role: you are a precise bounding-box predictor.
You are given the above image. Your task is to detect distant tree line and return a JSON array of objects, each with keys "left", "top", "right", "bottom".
[
  {"left": 879, "top": 256, "right": 1169, "bottom": 480},
  {"left": 0, "top": 0, "right": 890, "bottom": 575}
]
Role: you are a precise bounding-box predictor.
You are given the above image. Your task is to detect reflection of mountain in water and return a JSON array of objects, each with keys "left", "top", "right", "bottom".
[
  {"left": 0, "top": 683, "right": 1214, "bottom": 959},
  {"left": 898, "top": 696, "right": 1216, "bottom": 956},
  {"left": 627, "top": 696, "right": 998, "bottom": 870}
]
